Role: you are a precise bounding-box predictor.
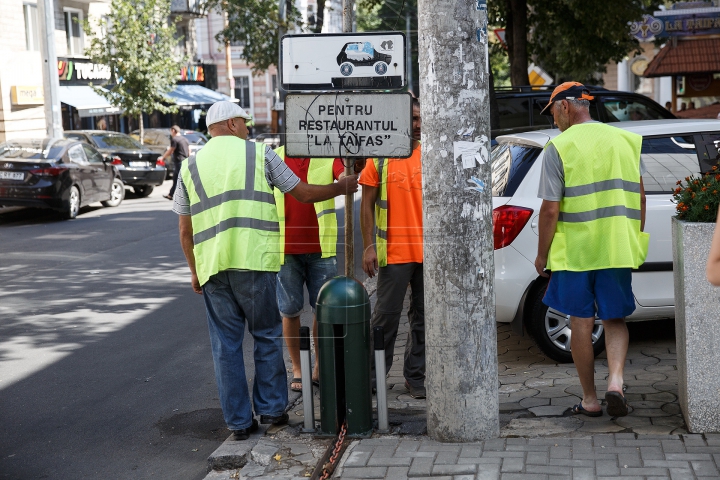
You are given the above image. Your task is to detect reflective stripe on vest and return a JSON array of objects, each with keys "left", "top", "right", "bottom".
[
  {"left": 547, "top": 123, "right": 649, "bottom": 271},
  {"left": 181, "top": 136, "right": 280, "bottom": 285},
  {"left": 273, "top": 146, "right": 338, "bottom": 263},
  {"left": 373, "top": 157, "right": 389, "bottom": 266}
]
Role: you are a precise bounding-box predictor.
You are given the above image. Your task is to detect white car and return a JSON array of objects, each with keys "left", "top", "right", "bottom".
[{"left": 492, "top": 119, "right": 720, "bottom": 362}]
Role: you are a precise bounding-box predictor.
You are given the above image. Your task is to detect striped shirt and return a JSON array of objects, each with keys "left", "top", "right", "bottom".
[{"left": 173, "top": 144, "right": 300, "bottom": 216}]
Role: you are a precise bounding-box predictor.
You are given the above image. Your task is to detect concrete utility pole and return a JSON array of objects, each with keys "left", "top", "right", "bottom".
[
  {"left": 342, "top": 0, "right": 355, "bottom": 278},
  {"left": 278, "top": 0, "right": 287, "bottom": 145},
  {"left": 37, "top": 0, "right": 63, "bottom": 139},
  {"left": 223, "top": 7, "right": 235, "bottom": 99},
  {"left": 418, "top": 0, "right": 499, "bottom": 441}
]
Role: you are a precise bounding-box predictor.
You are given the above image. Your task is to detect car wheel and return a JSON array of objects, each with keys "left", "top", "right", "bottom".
[
  {"left": 133, "top": 185, "right": 154, "bottom": 197},
  {"left": 63, "top": 185, "right": 80, "bottom": 220},
  {"left": 526, "top": 279, "right": 606, "bottom": 363},
  {"left": 102, "top": 178, "right": 125, "bottom": 207}
]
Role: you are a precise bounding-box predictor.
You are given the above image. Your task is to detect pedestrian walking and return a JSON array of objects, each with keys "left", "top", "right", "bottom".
[
  {"left": 534, "top": 82, "right": 649, "bottom": 418},
  {"left": 162, "top": 126, "right": 190, "bottom": 200},
  {"left": 174, "top": 101, "right": 357, "bottom": 439},
  {"left": 707, "top": 208, "right": 720, "bottom": 286},
  {"left": 360, "top": 98, "right": 425, "bottom": 399},
  {"left": 272, "top": 147, "right": 360, "bottom": 392}
]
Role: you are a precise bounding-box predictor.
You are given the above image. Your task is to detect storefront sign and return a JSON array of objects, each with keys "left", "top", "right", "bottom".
[
  {"left": 631, "top": 12, "right": 720, "bottom": 40},
  {"left": 285, "top": 92, "right": 412, "bottom": 158},
  {"left": 58, "top": 58, "right": 111, "bottom": 85},
  {"left": 180, "top": 65, "right": 205, "bottom": 82},
  {"left": 10, "top": 86, "right": 44, "bottom": 105}
]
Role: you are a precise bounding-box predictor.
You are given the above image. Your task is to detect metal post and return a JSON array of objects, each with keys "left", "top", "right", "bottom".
[
  {"left": 418, "top": 0, "right": 499, "bottom": 441},
  {"left": 37, "top": 0, "right": 62, "bottom": 139},
  {"left": 373, "top": 326, "right": 389, "bottom": 432},
  {"left": 342, "top": 0, "right": 355, "bottom": 278},
  {"left": 277, "top": 0, "right": 287, "bottom": 145},
  {"left": 406, "top": 10, "right": 413, "bottom": 96},
  {"left": 299, "top": 326, "right": 316, "bottom": 433}
]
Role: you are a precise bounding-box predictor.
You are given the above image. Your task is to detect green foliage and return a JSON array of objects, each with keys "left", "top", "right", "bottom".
[
  {"left": 210, "top": 0, "right": 301, "bottom": 75},
  {"left": 673, "top": 168, "right": 720, "bottom": 223},
  {"left": 358, "top": 1, "right": 383, "bottom": 32},
  {"left": 528, "top": 0, "right": 659, "bottom": 84},
  {"left": 83, "top": 0, "right": 183, "bottom": 120},
  {"left": 490, "top": 41, "right": 510, "bottom": 88}
]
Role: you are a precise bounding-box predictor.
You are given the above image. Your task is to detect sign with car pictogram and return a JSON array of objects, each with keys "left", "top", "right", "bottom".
[
  {"left": 281, "top": 32, "right": 406, "bottom": 91},
  {"left": 284, "top": 92, "right": 413, "bottom": 158}
]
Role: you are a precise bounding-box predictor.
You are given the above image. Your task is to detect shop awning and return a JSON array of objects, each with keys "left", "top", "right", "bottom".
[
  {"left": 58, "top": 86, "right": 121, "bottom": 118},
  {"left": 644, "top": 38, "right": 720, "bottom": 77},
  {"left": 166, "top": 85, "right": 238, "bottom": 107}
]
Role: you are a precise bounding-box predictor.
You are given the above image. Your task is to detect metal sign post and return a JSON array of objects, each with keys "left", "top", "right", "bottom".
[{"left": 343, "top": 0, "right": 355, "bottom": 279}]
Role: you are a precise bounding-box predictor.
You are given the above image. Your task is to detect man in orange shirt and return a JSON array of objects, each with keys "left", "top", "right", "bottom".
[{"left": 360, "top": 98, "right": 425, "bottom": 398}]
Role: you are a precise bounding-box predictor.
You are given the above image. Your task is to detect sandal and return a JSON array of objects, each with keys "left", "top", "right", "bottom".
[
  {"left": 290, "top": 377, "right": 302, "bottom": 392},
  {"left": 605, "top": 391, "right": 629, "bottom": 417},
  {"left": 571, "top": 402, "right": 603, "bottom": 417}
]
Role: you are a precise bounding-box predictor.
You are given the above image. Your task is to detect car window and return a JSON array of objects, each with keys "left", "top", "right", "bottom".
[
  {"left": 640, "top": 135, "right": 699, "bottom": 193},
  {"left": 601, "top": 98, "right": 669, "bottom": 122},
  {"left": 91, "top": 134, "right": 142, "bottom": 149},
  {"left": 492, "top": 142, "right": 543, "bottom": 197},
  {"left": 497, "top": 98, "right": 532, "bottom": 131},
  {"left": 182, "top": 132, "right": 207, "bottom": 145},
  {"left": 67, "top": 144, "right": 88, "bottom": 165},
  {"left": 82, "top": 144, "right": 104, "bottom": 164},
  {"left": 695, "top": 134, "right": 720, "bottom": 173},
  {"left": 65, "top": 133, "right": 87, "bottom": 142}
]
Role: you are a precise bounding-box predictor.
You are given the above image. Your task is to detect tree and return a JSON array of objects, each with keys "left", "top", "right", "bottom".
[
  {"left": 84, "top": 0, "right": 184, "bottom": 143},
  {"left": 210, "top": 0, "right": 301, "bottom": 75}
]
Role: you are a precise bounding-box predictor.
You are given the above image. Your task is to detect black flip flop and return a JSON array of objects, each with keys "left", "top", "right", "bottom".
[
  {"left": 605, "top": 391, "right": 629, "bottom": 417},
  {"left": 290, "top": 377, "right": 302, "bottom": 392},
  {"left": 571, "top": 402, "right": 603, "bottom": 417}
]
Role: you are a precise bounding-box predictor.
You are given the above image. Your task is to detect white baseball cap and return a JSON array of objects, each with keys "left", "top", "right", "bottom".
[{"left": 206, "top": 101, "right": 253, "bottom": 127}]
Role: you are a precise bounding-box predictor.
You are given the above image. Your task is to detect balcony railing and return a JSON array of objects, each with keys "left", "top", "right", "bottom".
[{"left": 171, "top": 0, "right": 205, "bottom": 16}]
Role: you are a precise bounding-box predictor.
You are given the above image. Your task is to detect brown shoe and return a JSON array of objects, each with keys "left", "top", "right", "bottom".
[{"left": 404, "top": 380, "right": 426, "bottom": 399}]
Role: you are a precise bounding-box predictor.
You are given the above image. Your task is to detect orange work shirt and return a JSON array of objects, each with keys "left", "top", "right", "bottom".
[{"left": 359, "top": 146, "right": 423, "bottom": 264}]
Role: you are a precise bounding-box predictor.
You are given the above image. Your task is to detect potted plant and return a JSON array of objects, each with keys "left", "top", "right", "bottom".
[{"left": 671, "top": 166, "right": 720, "bottom": 433}]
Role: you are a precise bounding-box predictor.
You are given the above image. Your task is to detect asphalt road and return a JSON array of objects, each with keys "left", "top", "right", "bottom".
[{"left": 0, "top": 180, "right": 364, "bottom": 480}]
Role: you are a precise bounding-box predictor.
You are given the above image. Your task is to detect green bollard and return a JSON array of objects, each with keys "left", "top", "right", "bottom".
[{"left": 316, "top": 276, "right": 372, "bottom": 437}]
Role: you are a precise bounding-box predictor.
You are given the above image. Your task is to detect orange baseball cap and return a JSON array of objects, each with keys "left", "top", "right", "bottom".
[{"left": 540, "top": 82, "right": 595, "bottom": 115}]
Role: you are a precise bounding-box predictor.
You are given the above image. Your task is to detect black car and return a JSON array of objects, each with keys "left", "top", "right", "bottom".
[
  {"left": 0, "top": 138, "right": 124, "bottom": 219},
  {"left": 493, "top": 85, "right": 676, "bottom": 138},
  {"left": 64, "top": 131, "right": 166, "bottom": 197},
  {"left": 129, "top": 128, "right": 207, "bottom": 178}
]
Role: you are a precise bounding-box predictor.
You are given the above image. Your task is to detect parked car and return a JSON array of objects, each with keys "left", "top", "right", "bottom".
[
  {"left": 493, "top": 86, "right": 676, "bottom": 139},
  {"left": 0, "top": 137, "right": 124, "bottom": 219},
  {"left": 492, "top": 119, "right": 720, "bottom": 362},
  {"left": 130, "top": 128, "right": 207, "bottom": 178},
  {"left": 64, "top": 131, "right": 165, "bottom": 197}
]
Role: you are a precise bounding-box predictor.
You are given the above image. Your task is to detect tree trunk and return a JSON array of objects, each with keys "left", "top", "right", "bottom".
[
  {"left": 418, "top": 0, "right": 499, "bottom": 441},
  {"left": 139, "top": 114, "right": 144, "bottom": 145},
  {"left": 313, "top": 0, "right": 325, "bottom": 33},
  {"left": 505, "top": 0, "right": 530, "bottom": 86}
]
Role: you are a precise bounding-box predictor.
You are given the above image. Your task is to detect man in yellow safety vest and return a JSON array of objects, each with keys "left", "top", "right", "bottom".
[
  {"left": 173, "top": 101, "right": 357, "bottom": 440},
  {"left": 535, "top": 83, "right": 648, "bottom": 418}
]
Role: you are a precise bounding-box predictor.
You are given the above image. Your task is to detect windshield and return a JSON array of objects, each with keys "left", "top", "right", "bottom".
[
  {"left": 91, "top": 134, "right": 142, "bottom": 149},
  {"left": 182, "top": 132, "right": 207, "bottom": 145},
  {"left": 0, "top": 140, "right": 65, "bottom": 160},
  {"left": 492, "top": 142, "right": 543, "bottom": 197}
]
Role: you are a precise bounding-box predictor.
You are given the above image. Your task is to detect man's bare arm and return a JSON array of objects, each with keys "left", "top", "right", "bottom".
[
  {"left": 535, "top": 200, "right": 560, "bottom": 277},
  {"left": 360, "top": 184, "right": 379, "bottom": 277},
  {"left": 179, "top": 215, "right": 202, "bottom": 294},
  {"left": 288, "top": 175, "right": 358, "bottom": 203},
  {"left": 707, "top": 209, "right": 720, "bottom": 286}
]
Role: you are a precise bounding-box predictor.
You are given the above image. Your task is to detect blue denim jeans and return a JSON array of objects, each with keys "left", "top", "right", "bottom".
[
  {"left": 276, "top": 254, "right": 337, "bottom": 317},
  {"left": 202, "top": 270, "right": 288, "bottom": 430}
]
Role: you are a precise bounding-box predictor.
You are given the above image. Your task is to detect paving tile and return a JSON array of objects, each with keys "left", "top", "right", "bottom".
[
  {"left": 459, "top": 446, "right": 483, "bottom": 458},
  {"left": 408, "top": 457, "right": 433, "bottom": 476},
  {"left": 431, "top": 464, "right": 478, "bottom": 475},
  {"left": 528, "top": 405, "right": 569, "bottom": 417},
  {"left": 525, "top": 452, "right": 549, "bottom": 465},
  {"left": 501, "top": 457, "right": 525, "bottom": 473},
  {"left": 571, "top": 467, "right": 594, "bottom": 480},
  {"left": 665, "top": 453, "right": 715, "bottom": 461},
  {"left": 661, "top": 440, "right": 686, "bottom": 453},
  {"left": 525, "top": 465, "right": 561, "bottom": 474},
  {"left": 339, "top": 466, "right": 388, "bottom": 478},
  {"left": 549, "top": 446, "right": 571, "bottom": 459},
  {"left": 344, "top": 451, "right": 372, "bottom": 467},
  {"left": 618, "top": 467, "right": 672, "bottom": 476},
  {"left": 642, "top": 460, "right": 692, "bottom": 468},
  {"left": 367, "top": 456, "right": 412, "bottom": 467},
  {"left": 640, "top": 446, "right": 664, "bottom": 461},
  {"left": 618, "top": 452, "right": 642, "bottom": 468},
  {"left": 691, "top": 460, "right": 720, "bottom": 476},
  {"left": 668, "top": 468, "right": 694, "bottom": 480},
  {"left": 397, "top": 441, "right": 421, "bottom": 452},
  {"left": 594, "top": 459, "right": 619, "bottom": 476},
  {"left": 385, "top": 466, "right": 409, "bottom": 480},
  {"left": 434, "top": 451, "right": 461, "bottom": 464},
  {"left": 519, "top": 397, "right": 551, "bottom": 408},
  {"left": 548, "top": 459, "right": 594, "bottom": 468},
  {"left": 500, "top": 474, "right": 548, "bottom": 480}
]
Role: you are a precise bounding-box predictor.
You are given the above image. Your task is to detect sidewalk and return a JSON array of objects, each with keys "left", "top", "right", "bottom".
[{"left": 204, "top": 279, "right": 720, "bottom": 479}]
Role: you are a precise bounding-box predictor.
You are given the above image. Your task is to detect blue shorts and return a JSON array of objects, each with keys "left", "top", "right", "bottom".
[
  {"left": 277, "top": 254, "right": 337, "bottom": 317},
  {"left": 543, "top": 268, "right": 636, "bottom": 320}
]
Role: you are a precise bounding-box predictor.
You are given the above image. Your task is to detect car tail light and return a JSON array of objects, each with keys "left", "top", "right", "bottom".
[
  {"left": 493, "top": 205, "right": 533, "bottom": 250},
  {"left": 30, "top": 167, "right": 68, "bottom": 177},
  {"left": 156, "top": 158, "right": 165, "bottom": 167},
  {"left": 111, "top": 156, "right": 123, "bottom": 165}
]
